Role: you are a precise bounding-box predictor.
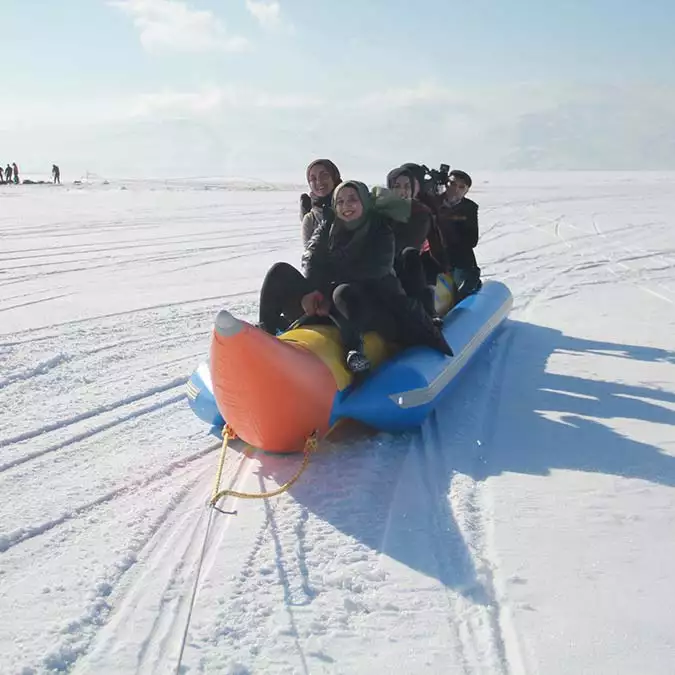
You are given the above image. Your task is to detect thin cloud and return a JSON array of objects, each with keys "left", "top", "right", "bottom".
[
  {"left": 110, "top": 0, "right": 249, "bottom": 53},
  {"left": 130, "top": 86, "right": 323, "bottom": 117},
  {"left": 353, "top": 82, "right": 498, "bottom": 132},
  {"left": 131, "top": 88, "right": 226, "bottom": 117},
  {"left": 244, "top": 0, "right": 288, "bottom": 32},
  {"left": 357, "top": 83, "right": 456, "bottom": 109}
]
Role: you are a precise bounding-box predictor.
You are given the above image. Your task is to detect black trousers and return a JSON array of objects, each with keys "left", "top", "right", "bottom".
[
  {"left": 258, "top": 262, "right": 408, "bottom": 353},
  {"left": 332, "top": 281, "right": 400, "bottom": 351},
  {"left": 336, "top": 274, "right": 453, "bottom": 356},
  {"left": 258, "top": 262, "right": 308, "bottom": 335},
  {"left": 420, "top": 251, "right": 442, "bottom": 286},
  {"left": 395, "top": 247, "right": 435, "bottom": 315},
  {"left": 258, "top": 262, "right": 452, "bottom": 356}
]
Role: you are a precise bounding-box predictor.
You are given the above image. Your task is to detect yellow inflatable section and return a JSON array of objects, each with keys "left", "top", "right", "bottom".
[
  {"left": 434, "top": 272, "right": 456, "bottom": 316},
  {"left": 278, "top": 272, "right": 455, "bottom": 392},
  {"left": 279, "top": 325, "right": 392, "bottom": 391}
]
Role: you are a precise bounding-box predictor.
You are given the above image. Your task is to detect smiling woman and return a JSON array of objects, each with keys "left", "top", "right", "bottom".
[{"left": 301, "top": 158, "right": 342, "bottom": 246}]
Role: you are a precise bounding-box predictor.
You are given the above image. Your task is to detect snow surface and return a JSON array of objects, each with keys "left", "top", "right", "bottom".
[{"left": 1, "top": 173, "right": 675, "bottom": 674}]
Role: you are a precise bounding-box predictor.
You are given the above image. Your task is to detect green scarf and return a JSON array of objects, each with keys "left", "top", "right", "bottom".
[{"left": 331, "top": 181, "right": 412, "bottom": 234}]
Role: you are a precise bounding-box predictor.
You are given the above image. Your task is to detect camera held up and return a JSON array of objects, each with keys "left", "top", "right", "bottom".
[{"left": 420, "top": 163, "right": 451, "bottom": 195}]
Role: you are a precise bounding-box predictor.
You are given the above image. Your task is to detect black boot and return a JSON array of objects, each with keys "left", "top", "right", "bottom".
[
  {"left": 346, "top": 349, "right": 371, "bottom": 373},
  {"left": 421, "top": 286, "right": 436, "bottom": 317},
  {"left": 455, "top": 267, "right": 482, "bottom": 302}
]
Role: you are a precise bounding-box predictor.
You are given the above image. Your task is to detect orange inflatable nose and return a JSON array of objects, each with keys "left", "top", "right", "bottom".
[{"left": 209, "top": 311, "right": 338, "bottom": 452}]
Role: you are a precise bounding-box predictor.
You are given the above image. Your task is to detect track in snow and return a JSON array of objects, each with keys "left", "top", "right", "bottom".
[{"left": 3, "top": 179, "right": 675, "bottom": 674}]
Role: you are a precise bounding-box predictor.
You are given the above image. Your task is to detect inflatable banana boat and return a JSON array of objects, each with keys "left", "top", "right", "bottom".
[{"left": 186, "top": 279, "right": 513, "bottom": 453}]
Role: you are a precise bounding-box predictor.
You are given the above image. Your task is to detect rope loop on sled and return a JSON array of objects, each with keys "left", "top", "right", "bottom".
[
  {"left": 209, "top": 424, "right": 236, "bottom": 504},
  {"left": 209, "top": 427, "right": 321, "bottom": 505}
]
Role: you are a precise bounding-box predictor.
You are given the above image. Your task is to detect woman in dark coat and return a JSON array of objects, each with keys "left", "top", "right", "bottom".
[{"left": 299, "top": 158, "right": 341, "bottom": 246}]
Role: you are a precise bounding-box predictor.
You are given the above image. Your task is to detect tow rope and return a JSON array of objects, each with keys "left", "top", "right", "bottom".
[
  {"left": 210, "top": 425, "right": 321, "bottom": 503},
  {"left": 175, "top": 422, "right": 337, "bottom": 674}
]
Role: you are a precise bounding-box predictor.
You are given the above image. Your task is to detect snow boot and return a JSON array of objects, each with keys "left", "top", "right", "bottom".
[{"left": 346, "top": 350, "right": 371, "bottom": 373}]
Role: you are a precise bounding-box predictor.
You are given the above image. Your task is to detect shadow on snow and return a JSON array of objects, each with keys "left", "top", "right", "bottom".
[{"left": 246, "top": 320, "right": 675, "bottom": 602}]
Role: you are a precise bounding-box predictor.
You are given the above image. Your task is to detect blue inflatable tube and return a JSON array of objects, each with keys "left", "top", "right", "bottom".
[
  {"left": 186, "top": 280, "right": 512, "bottom": 435},
  {"left": 185, "top": 360, "right": 224, "bottom": 435},
  {"left": 331, "top": 280, "right": 512, "bottom": 430}
]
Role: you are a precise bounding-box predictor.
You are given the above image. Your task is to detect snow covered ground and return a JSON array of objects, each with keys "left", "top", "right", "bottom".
[{"left": 1, "top": 172, "right": 674, "bottom": 674}]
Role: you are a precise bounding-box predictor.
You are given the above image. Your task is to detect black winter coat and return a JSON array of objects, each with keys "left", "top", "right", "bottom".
[
  {"left": 301, "top": 214, "right": 396, "bottom": 297},
  {"left": 301, "top": 211, "right": 453, "bottom": 355},
  {"left": 435, "top": 197, "right": 479, "bottom": 270},
  {"left": 391, "top": 199, "right": 430, "bottom": 254},
  {"left": 301, "top": 194, "right": 334, "bottom": 247}
]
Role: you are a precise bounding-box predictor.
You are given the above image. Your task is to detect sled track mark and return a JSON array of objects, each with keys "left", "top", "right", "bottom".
[
  {"left": 514, "top": 260, "right": 583, "bottom": 320},
  {"left": 83, "top": 446, "right": 254, "bottom": 675},
  {"left": 475, "top": 322, "right": 530, "bottom": 675},
  {"left": 36, "top": 472, "right": 208, "bottom": 675},
  {"left": 161, "top": 242, "right": 288, "bottom": 274},
  {"left": 0, "top": 227, "right": 279, "bottom": 262},
  {"left": 0, "top": 292, "right": 72, "bottom": 314},
  {"left": 0, "top": 287, "right": 67, "bottom": 303},
  {"left": 424, "top": 414, "right": 509, "bottom": 675},
  {"left": 192, "top": 458, "right": 316, "bottom": 672},
  {"left": 0, "top": 439, "right": 220, "bottom": 554},
  {"left": 0, "top": 392, "right": 185, "bottom": 473},
  {"left": 3, "top": 289, "right": 258, "bottom": 335},
  {"left": 0, "top": 352, "right": 72, "bottom": 389},
  {"left": 469, "top": 329, "right": 521, "bottom": 674},
  {"left": 592, "top": 215, "right": 675, "bottom": 269},
  {"left": 527, "top": 205, "right": 674, "bottom": 306},
  {"left": 255, "top": 490, "right": 312, "bottom": 673},
  {"left": 415, "top": 429, "right": 475, "bottom": 674},
  {"left": 1, "top": 388, "right": 186, "bottom": 469},
  {"left": 0, "top": 331, "right": 70, "bottom": 348},
  {"left": 589, "top": 215, "right": 675, "bottom": 302},
  {"left": 265, "top": 484, "right": 316, "bottom": 610},
  {"left": 422, "top": 327, "right": 520, "bottom": 675},
  {"left": 213, "top": 495, "right": 282, "bottom": 644},
  {"left": 293, "top": 502, "right": 314, "bottom": 606},
  {"left": 132, "top": 480, "right": 217, "bottom": 675},
  {"left": 0, "top": 376, "right": 188, "bottom": 448}
]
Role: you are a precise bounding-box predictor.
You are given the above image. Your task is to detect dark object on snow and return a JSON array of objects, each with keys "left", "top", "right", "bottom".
[{"left": 299, "top": 192, "right": 312, "bottom": 220}]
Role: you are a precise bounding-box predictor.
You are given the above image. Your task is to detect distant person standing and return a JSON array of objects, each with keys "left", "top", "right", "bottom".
[
  {"left": 5, "top": 164, "right": 13, "bottom": 184},
  {"left": 52, "top": 164, "right": 61, "bottom": 184},
  {"left": 12, "top": 162, "right": 19, "bottom": 184}
]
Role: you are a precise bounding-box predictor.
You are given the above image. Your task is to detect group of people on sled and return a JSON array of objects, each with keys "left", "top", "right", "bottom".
[{"left": 257, "top": 159, "right": 482, "bottom": 374}]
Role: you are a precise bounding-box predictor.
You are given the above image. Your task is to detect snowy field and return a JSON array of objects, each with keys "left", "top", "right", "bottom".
[{"left": 1, "top": 172, "right": 675, "bottom": 674}]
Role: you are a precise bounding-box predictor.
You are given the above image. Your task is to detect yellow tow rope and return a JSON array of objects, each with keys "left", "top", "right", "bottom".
[{"left": 209, "top": 423, "right": 328, "bottom": 505}]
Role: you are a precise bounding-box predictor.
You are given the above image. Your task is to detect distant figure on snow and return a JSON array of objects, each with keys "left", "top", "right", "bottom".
[
  {"left": 12, "top": 162, "right": 19, "bottom": 184},
  {"left": 4, "top": 164, "right": 13, "bottom": 184},
  {"left": 52, "top": 164, "right": 61, "bottom": 184}
]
